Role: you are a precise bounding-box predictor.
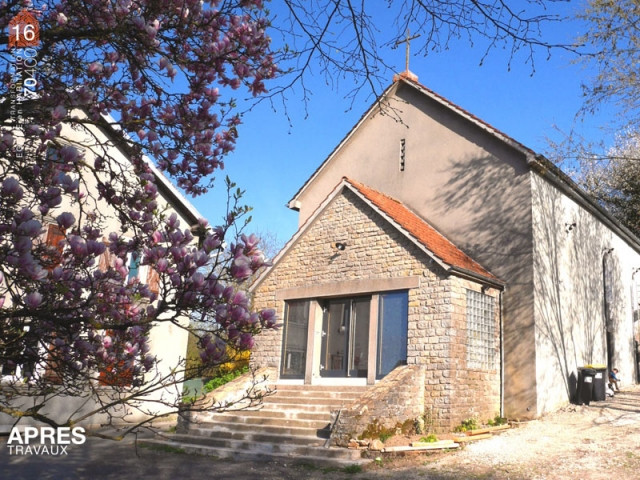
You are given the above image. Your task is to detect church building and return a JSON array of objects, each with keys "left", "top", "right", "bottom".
[{"left": 250, "top": 71, "right": 640, "bottom": 433}]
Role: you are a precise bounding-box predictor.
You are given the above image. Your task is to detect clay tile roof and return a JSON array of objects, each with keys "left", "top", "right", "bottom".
[{"left": 344, "top": 178, "right": 500, "bottom": 283}]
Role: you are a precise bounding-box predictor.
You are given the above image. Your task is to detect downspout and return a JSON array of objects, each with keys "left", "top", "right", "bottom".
[
  {"left": 499, "top": 288, "right": 505, "bottom": 418},
  {"left": 602, "top": 248, "right": 614, "bottom": 367},
  {"left": 632, "top": 268, "right": 640, "bottom": 383}
]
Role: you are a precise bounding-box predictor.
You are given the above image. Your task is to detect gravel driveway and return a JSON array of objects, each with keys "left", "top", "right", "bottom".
[{"left": 2, "top": 385, "right": 639, "bottom": 479}]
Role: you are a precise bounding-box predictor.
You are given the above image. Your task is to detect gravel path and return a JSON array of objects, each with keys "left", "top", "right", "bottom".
[{"left": 409, "top": 385, "right": 640, "bottom": 479}]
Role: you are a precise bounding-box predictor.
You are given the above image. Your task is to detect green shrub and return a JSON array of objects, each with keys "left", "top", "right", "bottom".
[
  {"left": 454, "top": 417, "right": 479, "bottom": 433},
  {"left": 359, "top": 418, "right": 396, "bottom": 443},
  {"left": 487, "top": 415, "right": 508, "bottom": 426},
  {"left": 203, "top": 365, "right": 249, "bottom": 394},
  {"left": 419, "top": 434, "right": 438, "bottom": 443}
]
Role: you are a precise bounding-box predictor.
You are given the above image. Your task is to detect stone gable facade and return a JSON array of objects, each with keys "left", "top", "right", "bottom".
[{"left": 251, "top": 188, "right": 501, "bottom": 432}]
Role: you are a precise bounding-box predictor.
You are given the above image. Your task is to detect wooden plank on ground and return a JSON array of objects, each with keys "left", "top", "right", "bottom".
[
  {"left": 453, "top": 433, "right": 492, "bottom": 443},
  {"left": 410, "top": 439, "right": 455, "bottom": 448},
  {"left": 486, "top": 424, "right": 511, "bottom": 433},
  {"left": 382, "top": 443, "right": 460, "bottom": 453},
  {"left": 467, "top": 424, "right": 510, "bottom": 436}
]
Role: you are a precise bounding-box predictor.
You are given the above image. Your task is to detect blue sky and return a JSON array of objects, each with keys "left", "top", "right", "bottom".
[{"left": 190, "top": 1, "right": 616, "bottom": 247}]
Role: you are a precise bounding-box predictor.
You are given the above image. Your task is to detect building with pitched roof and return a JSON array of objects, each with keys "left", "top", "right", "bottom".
[
  {"left": 250, "top": 71, "right": 640, "bottom": 434},
  {"left": 0, "top": 111, "right": 204, "bottom": 431}
]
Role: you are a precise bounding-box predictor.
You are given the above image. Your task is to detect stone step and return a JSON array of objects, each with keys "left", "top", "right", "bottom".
[
  {"left": 174, "top": 383, "right": 369, "bottom": 467},
  {"left": 216, "top": 409, "right": 332, "bottom": 422},
  {"left": 177, "top": 429, "right": 326, "bottom": 446},
  {"left": 273, "top": 384, "right": 368, "bottom": 393},
  {"left": 190, "top": 412, "right": 332, "bottom": 430},
  {"left": 165, "top": 433, "right": 324, "bottom": 450},
  {"left": 188, "top": 421, "right": 331, "bottom": 438},
  {"left": 248, "top": 402, "right": 342, "bottom": 413},
  {"left": 262, "top": 395, "right": 356, "bottom": 406},
  {"left": 196, "top": 415, "right": 331, "bottom": 429},
  {"left": 140, "top": 437, "right": 366, "bottom": 467}
]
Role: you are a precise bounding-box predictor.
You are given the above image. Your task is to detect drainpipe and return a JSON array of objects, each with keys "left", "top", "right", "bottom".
[
  {"left": 499, "top": 288, "right": 505, "bottom": 418},
  {"left": 632, "top": 268, "right": 640, "bottom": 383},
  {"left": 602, "top": 248, "right": 614, "bottom": 368}
]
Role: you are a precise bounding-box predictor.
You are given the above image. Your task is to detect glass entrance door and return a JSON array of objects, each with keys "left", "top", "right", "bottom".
[{"left": 320, "top": 297, "right": 370, "bottom": 377}]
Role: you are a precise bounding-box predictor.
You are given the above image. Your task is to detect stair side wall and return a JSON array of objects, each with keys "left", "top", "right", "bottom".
[{"left": 332, "top": 365, "right": 425, "bottom": 446}]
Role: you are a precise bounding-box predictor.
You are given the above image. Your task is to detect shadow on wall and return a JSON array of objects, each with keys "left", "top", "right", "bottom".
[
  {"left": 532, "top": 179, "right": 624, "bottom": 406},
  {"left": 434, "top": 152, "right": 537, "bottom": 416}
]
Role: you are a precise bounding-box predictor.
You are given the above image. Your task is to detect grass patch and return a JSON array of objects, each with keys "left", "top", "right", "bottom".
[
  {"left": 183, "top": 365, "right": 250, "bottom": 403},
  {"left": 342, "top": 464, "right": 363, "bottom": 474},
  {"left": 294, "top": 463, "right": 363, "bottom": 475}
]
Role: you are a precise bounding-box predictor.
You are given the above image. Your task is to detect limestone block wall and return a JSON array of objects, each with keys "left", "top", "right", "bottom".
[
  {"left": 332, "top": 365, "right": 425, "bottom": 446},
  {"left": 448, "top": 279, "right": 501, "bottom": 429}
]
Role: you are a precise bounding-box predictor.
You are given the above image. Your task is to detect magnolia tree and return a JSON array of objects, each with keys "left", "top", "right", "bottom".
[{"left": 0, "top": 0, "right": 277, "bottom": 436}]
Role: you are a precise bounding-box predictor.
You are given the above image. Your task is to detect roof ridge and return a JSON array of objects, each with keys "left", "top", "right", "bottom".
[{"left": 394, "top": 76, "right": 535, "bottom": 157}]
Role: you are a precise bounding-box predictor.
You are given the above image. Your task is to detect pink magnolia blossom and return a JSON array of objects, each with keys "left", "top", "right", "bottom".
[{"left": 24, "top": 292, "right": 43, "bottom": 308}]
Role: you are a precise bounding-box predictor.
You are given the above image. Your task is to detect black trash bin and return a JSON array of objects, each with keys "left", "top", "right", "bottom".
[
  {"left": 576, "top": 368, "right": 596, "bottom": 405},
  {"left": 592, "top": 367, "right": 607, "bottom": 401}
]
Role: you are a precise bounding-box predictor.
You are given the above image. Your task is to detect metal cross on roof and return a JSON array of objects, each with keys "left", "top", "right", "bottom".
[{"left": 395, "top": 29, "right": 421, "bottom": 72}]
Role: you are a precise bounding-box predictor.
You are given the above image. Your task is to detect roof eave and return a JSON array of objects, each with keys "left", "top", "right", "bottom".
[
  {"left": 528, "top": 154, "right": 640, "bottom": 254},
  {"left": 94, "top": 113, "right": 204, "bottom": 227},
  {"left": 448, "top": 265, "right": 505, "bottom": 290}
]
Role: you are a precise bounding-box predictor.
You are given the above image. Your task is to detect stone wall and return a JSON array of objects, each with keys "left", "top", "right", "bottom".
[
  {"left": 448, "top": 279, "right": 501, "bottom": 429},
  {"left": 331, "top": 365, "right": 425, "bottom": 446}
]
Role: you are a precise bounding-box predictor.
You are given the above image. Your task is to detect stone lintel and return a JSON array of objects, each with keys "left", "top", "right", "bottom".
[{"left": 275, "top": 276, "right": 421, "bottom": 301}]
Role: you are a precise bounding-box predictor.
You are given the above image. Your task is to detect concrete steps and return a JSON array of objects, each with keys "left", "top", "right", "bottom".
[{"left": 141, "top": 384, "right": 368, "bottom": 466}]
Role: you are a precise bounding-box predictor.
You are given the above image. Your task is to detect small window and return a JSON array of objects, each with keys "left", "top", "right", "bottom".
[
  {"left": 127, "top": 252, "right": 141, "bottom": 281},
  {"left": 466, "top": 289, "right": 496, "bottom": 370},
  {"left": 399, "top": 138, "right": 406, "bottom": 172}
]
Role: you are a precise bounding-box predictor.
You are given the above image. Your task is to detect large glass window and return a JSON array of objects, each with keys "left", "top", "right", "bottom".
[
  {"left": 280, "top": 300, "right": 310, "bottom": 378},
  {"left": 377, "top": 291, "right": 408, "bottom": 378},
  {"left": 466, "top": 289, "right": 496, "bottom": 370}
]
